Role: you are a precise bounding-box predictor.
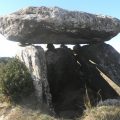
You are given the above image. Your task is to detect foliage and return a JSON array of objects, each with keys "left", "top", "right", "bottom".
[
  {"left": 0, "top": 57, "right": 12, "bottom": 64},
  {"left": 0, "top": 58, "right": 34, "bottom": 102}
]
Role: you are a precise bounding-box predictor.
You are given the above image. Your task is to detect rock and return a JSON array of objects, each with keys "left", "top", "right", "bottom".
[
  {"left": 45, "top": 47, "right": 86, "bottom": 118},
  {"left": 15, "top": 44, "right": 119, "bottom": 119},
  {"left": 16, "top": 45, "right": 55, "bottom": 114},
  {"left": 73, "top": 46, "right": 119, "bottom": 99},
  {"left": 77, "top": 43, "right": 120, "bottom": 88},
  {"left": 0, "top": 6, "right": 120, "bottom": 44},
  {"left": 45, "top": 46, "right": 119, "bottom": 118},
  {"left": 97, "top": 99, "right": 120, "bottom": 106}
]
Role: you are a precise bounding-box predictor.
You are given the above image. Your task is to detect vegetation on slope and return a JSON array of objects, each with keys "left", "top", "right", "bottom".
[
  {"left": 0, "top": 57, "right": 120, "bottom": 120},
  {"left": 0, "top": 58, "right": 34, "bottom": 102}
]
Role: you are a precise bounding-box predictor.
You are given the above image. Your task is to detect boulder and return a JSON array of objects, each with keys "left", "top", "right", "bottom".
[
  {"left": 16, "top": 45, "right": 55, "bottom": 114},
  {"left": 0, "top": 6, "right": 120, "bottom": 44},
  {"left": 73, "top": 43, "right": 120, "bottom": 96},
  {"left": 76, "top": 43, "right": 120, "bottom": 87},
  {"left": 97, "top": 99, "right": 120, "bottom": 106},
  {"left": 73, "top": 45, "right": 119, "bottom": 99},
  {"left": 45, "top": 47, "right": 87, "bottom": 118},
  {"left": 15, "top": 44, "right": 119, "bottom": 119},
  {"left": 45, "top": 46, "right": 119, "bottom": 118}
]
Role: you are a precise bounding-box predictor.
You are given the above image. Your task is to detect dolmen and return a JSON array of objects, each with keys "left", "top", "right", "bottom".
[{"left": 0, "top": 6, "right": 120, "bottom": 119}]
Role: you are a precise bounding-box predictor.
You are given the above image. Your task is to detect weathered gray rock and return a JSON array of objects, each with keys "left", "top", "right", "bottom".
[
  {"left": 16, "top": 45, "right": 54, "bottom": 114},
  {"left": 98, "top": 99, "right": 120, "bottom": 106},
  {"left": 0, "top": 6, "right": 120, "bottom": 44}
]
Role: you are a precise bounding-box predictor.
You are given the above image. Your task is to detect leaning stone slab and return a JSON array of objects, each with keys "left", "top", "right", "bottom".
[{"left": 0, "top": 6, "right": 120, "bottom": 44}]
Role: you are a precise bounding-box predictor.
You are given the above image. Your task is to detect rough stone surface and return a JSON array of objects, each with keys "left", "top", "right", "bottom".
[
  {"left": 0, "top": 6, "right": 120, "bottom": 44},
  {"left": 45, "top": 46, "right": 118, "bottom": 118},
  {"left": 98, "top": 99, "right": 120, "bottom": 106},
  {"left": 16, "top": 45, "right": 54, "bottom": 114},
  {"left": 77, "top": 43, "right": 120, "bottom": 87},
  {"left": 45, "top": 47, "right": 87, "bottom": 118},
  {"left": 73, "top": 45, "right": 119, "bottom": 98}
]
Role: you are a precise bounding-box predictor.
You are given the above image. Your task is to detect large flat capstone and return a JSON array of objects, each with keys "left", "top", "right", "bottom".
[{"left": 0, "top": 6, "right": 120, "bottom": 44}]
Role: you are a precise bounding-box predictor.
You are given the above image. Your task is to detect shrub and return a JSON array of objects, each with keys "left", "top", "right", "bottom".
[
  {"left": 0, "top": 57, "right": 12, "bottom": 64},
  {"left": 0, "top": 58, "right": 34, "bottom": 102}
]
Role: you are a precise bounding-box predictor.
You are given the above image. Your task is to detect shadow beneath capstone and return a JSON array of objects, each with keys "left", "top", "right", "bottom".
[{"left": 45, "top": 44, "right": 119, "bottom": 119}]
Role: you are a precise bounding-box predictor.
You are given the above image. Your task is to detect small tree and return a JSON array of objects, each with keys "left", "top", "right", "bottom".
[{"left": 0, "top": 58, "right": 34, "bottom": 102}]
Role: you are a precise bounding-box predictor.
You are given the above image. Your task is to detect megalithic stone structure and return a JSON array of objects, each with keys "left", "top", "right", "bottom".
[
  {"left": 0, "top": 6, "right": 120, "bottom": 44},
  {"left": 17, "top": 45, "right": 55, "bottom": 114}
]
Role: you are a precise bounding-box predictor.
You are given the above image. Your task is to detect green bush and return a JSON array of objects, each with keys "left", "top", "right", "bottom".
[{"left": 0, "top": 58, "right": 34, "bottom": 102}]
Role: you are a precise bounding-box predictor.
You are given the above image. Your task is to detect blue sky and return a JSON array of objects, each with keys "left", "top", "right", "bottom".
[
  {"left": 0, "top": 0, "right": 120, "bottom": 56},
  {"left": 0, "top": 0, "right": 120, "bottom": 19}
]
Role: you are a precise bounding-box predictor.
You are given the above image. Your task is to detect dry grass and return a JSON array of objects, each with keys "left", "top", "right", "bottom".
[
  {"left": 0, "top": 103, "right": 56, "bottom": 120},
  {"left": 79, "top": 105, "right": 120, "bottom": 120},
  {"left": 0, "top": 93, "right": 57, "bottom": 120},
  {"left": 0, "top": 97, "right": 120, "bottom": 120}
]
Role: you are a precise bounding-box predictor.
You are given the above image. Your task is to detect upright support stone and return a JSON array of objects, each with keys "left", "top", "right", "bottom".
[{"left": 17, "top": 45, "right": 54, "bottom": 113}]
